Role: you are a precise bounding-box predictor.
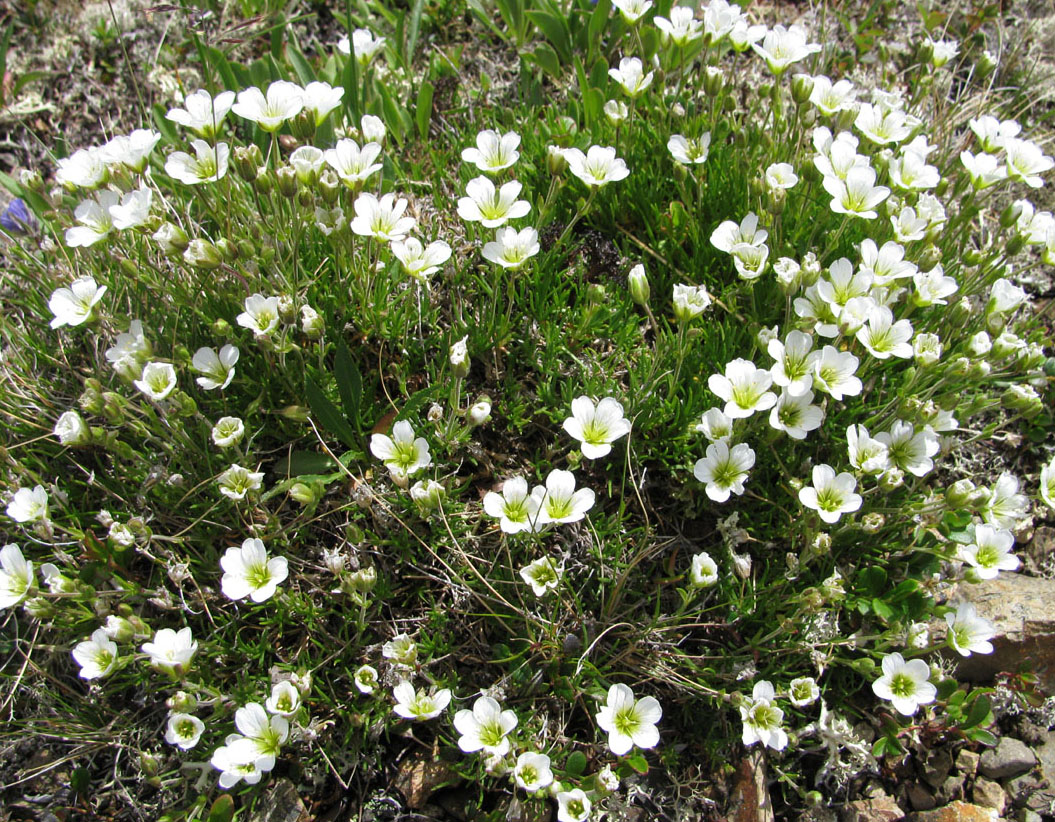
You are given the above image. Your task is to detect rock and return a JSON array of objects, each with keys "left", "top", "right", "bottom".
[
  {"left": 1005, "top": 773, "right": 1041, "bottom": 804},
  {"left": 728, "top": 750, "right": 775, "bottom": 822},
  {"left": 907, "top": 783, "right": 937, "bottom": 812},
  {"left": 924, "top": 749, "right": 954, "bottom": 789},
  {"left": 937, "top": 774, "right": 964, "bottom": 804},
  {"left": 798, "top": 808, "right": 838, "bottom": 822},
  {"left": 971, "top": 777, "right": 1007, "bottom": 815},
  {"left": 1034, "top": 729, "right": 1055, "bottom": 782},
  {"left": 978, "top": 737, "right": 1038, "bottom": 779},
  {"left": 949, "top": 575, "right": 1055, "bottom": 692},
  {"left": 251, "top": 779, "right": 310, "bottom": 822},
  {"left": 840, "top": 795, "right": 904, "bottom": 822},
  {"left": 1025, "top": 526, "right": 1055, "bottom": 575},
  {"left": 956, "top": 750, "right": 980, "bottom": 777},
  {"left": 906, "top": 800, "right": 998, "bottom": 822},
  {"left": 1018, "top": 810, "right": 1042, "bottom": 822},
  {"left": 393, "top": 758, "right": 460, "bottom": 810}
]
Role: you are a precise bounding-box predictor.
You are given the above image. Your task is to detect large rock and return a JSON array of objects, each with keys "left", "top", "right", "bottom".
[
  {"left": 946, "top": 574, "right": 1055, "bottom": 693},
  {"left": 840, "top": 794, "right": 903, "bottom": 822},
  {"left": 978, "top": 737, "right": 1037, "bottom": 779},
  {"left": 906, "top": 801, "right": 997, "bottom": 822}
]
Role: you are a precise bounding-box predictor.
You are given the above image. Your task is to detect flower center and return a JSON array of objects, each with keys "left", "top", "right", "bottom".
[
  {"left": 815, "top": 486, "right": 843, "bottom": 513},
  {"left": 975, "top": 544, "right": 998, "bottom": 569},
  {"left": 246, "top": 561, "right": 272, "bottom": 591},
  {"left": 613, "top": 706, "right": 640, "bottom": 738},
  {"left": 478, "top": 719, "right": 506, "bottom": 748},
  {"left": 177, "top": 719, "right": 197, "bottom": 738},
  {"left": 889, "top": 672, "right": 915, "bottom": 698}
]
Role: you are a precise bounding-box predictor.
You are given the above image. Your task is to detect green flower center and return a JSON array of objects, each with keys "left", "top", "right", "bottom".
[
  {"left": 975, "top": 545, "right": 998, "bottom": 569},
  {"left": 889, "top": 672, "right": 915, "bottom": 698},
  {"left": 478, "top": 719, "right": 506, "bottom": 747},
  {"left": 613, "top": 706, "right": 640, "bottom": 738}
]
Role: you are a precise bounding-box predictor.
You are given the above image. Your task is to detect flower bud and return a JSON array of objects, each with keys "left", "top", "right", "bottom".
[
  {"left": 917, "top": 244, "right": 942, "bottom": 272},
  {"left": 450, "top": 335, "right": 470, "bottom": 379},
  {"left": 861, "top": 512, "right": 885, "bottom": 533},
  {"left": 279, "top": 405, "right": 311, "bottom": 422},
  {"left": 967, "top": 361, "right": 991, "bottom": 379},
  {"left": 290, "top": 109, "right": 316, "bottom": 142},
  {"left": 24, "top": 596, "right": 55, "bottom": 619},
  {"left": 233, "top": 144, "right": 263, "bottom": 181},
  {"left": 54, "top": 410, "right": 92, "bottom": 446},
  {"left": 410, "top": 478, "right": 446, "bottom": 511},
  {"left": 945, "top": 479, "right": 976, "bottom": 510},
  {"left": 790, "top": 73, "right": 814, "bottom": 105},
  {"left": 167, "top": 690, "right": 198, "bottom": 713},
  {"left": 289, "top": 481, "right": 322, "bottom": 506},
  {"left": 347, "top": 565, "right": 377, "bottom": 593},
  {"left": 880, "top": 468, "right": 904, "bottom": 491},
  {"left": 427, "top": 403, "right": 443, "bottom": 423},
  {"left": 468, "top": 398, "right": 492, "bottom": 427},
  {"left": 153, "top": 222, "right": 189, "bottom": 255},
  {"left": 318, "top": 169, "right": 341, "bottom": 205},
  {"left": 79, "top": 378, "right": 106, "bottom": 414},
  {"left": 949, "top": 297, "right": 973, "bottom": 325},
  {"left": 546, "top": 145, "right": 568, "bottom": 176},
  {"left": 104, "top": 614, "right": 136, "bottom": 642},
  {"left": 628, "top": 264, "right": 650, "bottom": 307},
  {"left": 913, "top": 332, "right": 942, "bottom": 367},
  {"left": 704, "top": 66, "right": 724, "bottom": 96},
  {"left": 765, "top": 185, "right": 786, "bottom": 215},
  {"left": 301, "top": 305, "right": 324, "bottom": 339},
  {"left": 1002, "top": 384, "right": 1043, "bottom": 417},
  {"left": 215, "top": 237, "right": 238, "bottom": 263},
  {"left": 183, "top": 239, "right": 223, "bottom": 270},
  {"left": 297, "top": 188, "right": 315, "bottom": 209},
  {"left": 253, "top": 169, "right": 273, "bottom": 195},
  {"left": 603, "top": 100, "right": 628, "bottom": 125},
  {"left": 19, "top": 168, "right": 43, "bottom": 191},
  {"left": 275, "top": 165, "right": 298, "bottom": 198}
]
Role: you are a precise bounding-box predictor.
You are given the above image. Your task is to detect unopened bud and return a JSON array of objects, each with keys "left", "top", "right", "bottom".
[
  {"left": 628, "top": 264, "right": 650, "bottom": 307},
  {"left": 946, "top": 479, "right": 976, "bottom": 510},
  {"left": 790, "top": 73, "right": 814, "bottom": 105},
  {"left": 233, "top": 144, "right": 263, "bottom": 181},
  {"left": 153, "top": 222, "right": 189, "bottom": 255},
  {"left": 546, "top": 145, "right": 568, "bottom": 176},
  {"left": 704, "top": 66, "right": 724, "bottom": 96},
  {"left": 468, "top": 398, "right": 492, "bottom": 427},
  {"left": 183, "top": 239, "right": 223, "bottom": 270}
]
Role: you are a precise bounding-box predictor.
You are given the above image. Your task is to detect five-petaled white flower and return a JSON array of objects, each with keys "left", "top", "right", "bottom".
[
  {"left": 370, "top": 420, "right": 432, "bottom": 484},
  {"left": 324, "top": 139, "right": 384, "bottom": 187},
  {"left": 798, "top": 464, "right": 862, "bottom": 524},
  {"left": 461, "top": 129, "right": 521, "bottom": 173},
  {"left": 192, "top": 345, "right": 239, "bottom": 391},
  {"left": 266, "top": 681, "right": 302, "bottom": 717},
  {"left": 1040, "top": 456, "right": 1055, "bottom": 510},
  {"left": 532, "top": 469, "right": 595, "bottom": 525},
  {"left": 236, "top": 294, "right": 281, "bottom": 337},
  {"left": 945, "top": 602, "right": 995, "bottom": 657},
  {"left": 520, "top": 556, "right": 563, "bottom": 596},
  {"left": 482, "top": 226, "right": 540, "bottom": 269},
  {"left": 457, "top": 177, "right": 531, "bottom": 228},
  {"left": 217, "top": 464, "right": 265, "bottom": 500},
  {"left": 454, "top": 695, "right": 518, "bottom": 756},
  {"left": 483, "top": 477, "right": 540, "bottom": 534},
  {"left": 694, "top": 441, "right": 755, "bottom": 503},
  {"left": 562, "top": 396, "right": 632, "bottom": 459},
  {"left": 708, "top": 359, "right": 777, "bottom": 419},
  {"left": 612, "top": 0, "right": 652, "bottom": 24},
  {"left": 212, "top": 416, "right": 245, "bottom": 448},
  {"left": 653, "top": 6, "right": 702, "bottom": 47},
  {"left": 673, "top": 283, "right": 713, "bottom": 322},
  {"left": 740, "top": 680, "right": 788, "bottom": 750},
  {"left": 165, "top": 140, "right": 230, "bottom": 185},
  {"left": 689, "top": 551, "right": 719, "bottom": 588},
  {"left": 391, "top": 237, "right": 452, "bottom": 282},
  {"left": 668, "top": 133, "right": 711, "bottom": 165},
  {"left": 72, "top": 628, "right": 119, "bottom": 680},
  {"left": 165, "top": 713, "right": 205, "bottom": 750},
  {"left": 232, "top": 81, "right": 305, "bottom": 131},
  {"left": 7, "top": 486, "right": 49, "bottom": 524},
  {"left": 872, "top": 652, "right": 936, "bottom": 715},
  {"left": 563, "top": 146, "right": 630, "bottom": 188},
  {"left": 752, "top": 24, "right": 821, "bottom": 74},
  {"left": 959, "top": 524, "right": 1020, "bottom": 579},
  {"left": 49, "top": 276, "right": 107, "bottom": 328},
  {"left": 354, "top": 664, "right": 380, "bottom": 694},
  {"left": 609, "top": 56, "right": 654, "bottom": 98},
  {"left": 514, "top": 751, "right": 554, "bottom": 791},
  {"left": 351, "top": 192, "right": 417, "bottom": 241},
  {"left": 0, "top": 544, "right": 35, "bottom": 608},
  {"left": 302, "top": 81, "right": 344, "bottom": 125},
  {"left": 382, "top": 633, "right": 418, "bottom": 666},
  {"left": 769, "top": 390, "right": 823, "bottom": 440},
  {"left": 595, "top": 683, "right": 662, "bottom": 756},
  {"left": 142, "top": 626, "right": 198, "bottom": 675},
  {"left": 66, "top": 190, "right": 119, "bottom": 247},
  {"left": 338, "top": 29, "right": 387, "bottom": 69},
  {"left": 221, "top": 538, "right": 289, "bottom": 603},
  {"left": 134, "top": 362, "right": 178, "bottom": 401},
  {"left": 788, "top": 677, "right": 820, "bottom": 708},
  {"left": 824, "top": 165, "right": 890, "bottom": 219},
  {"left": 392, "top": 681, "right": 452, "bottom": 721},
  {"left": 166, "top": 89, "right": 236, "bottom": 138}
]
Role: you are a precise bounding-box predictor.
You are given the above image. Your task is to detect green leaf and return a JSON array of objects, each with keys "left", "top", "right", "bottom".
[
  {"left": 583, "top": 87, "right": 604, "bottom": 126},
  {"left": 342, "top": 53, "right": 361, "bottom": 121},
  {"left": 965, "top": 727, "right": 997, "bottom": 746},
  {"left": 588, "top": 0, "right": 611, "bottom": 45},
  {"left": 857, "top": 566, "right": 888, "bottom": 597},
  {"left": 935, "top": 678, "right": 959, "bottom": 701},
  {"left": 871, "top": 597, "right": 894, "bottom": 621},
  {"left": 207, "top": 795, "right": 235, "bottom": 822},
  {"left": 202, "top": 44, "right": 240, "bottom": 93},
  {"left": 405, "top": 0, "right": 426, "bottom": 67},
  {"left": 523, "top": 45, "right": 563, "bottom": 81},
  {"left": 287, "top": 41, "right": 317, "bottom": 85},
  {"left": 415, "top": 81, "right": 434, "bottom": 140},
  {"left": 0, "top": 170, "right": 48, "bottom": 217},
  {"left": 526, "top": 10, "right": 573, "bottom": 64},
  {"left": 335, "top": 341, "right": 363, "bottom": 426},
  {"left": 625, "top": 752, "right": 649, "bottom": 774},
  {"left": 963, "top": 694, "right": 992, "bottom": 729},
  {"left": 305, "top": 378, "right": 358, "bottom": 449},
  {"left": 272, "top": 451, "right": 339, "bottom": 477},
  {"left": 395, "top": 388, "right": 434, "bottom": 425},
  {"left": 565, "top": 750, "right": 587, "bottom": 776}
]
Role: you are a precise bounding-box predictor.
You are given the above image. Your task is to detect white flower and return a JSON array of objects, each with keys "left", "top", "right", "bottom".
[
  {"left": 302, "top": 81, "right": 343, "bottom": 125},
  {"left": 731, "top": 242, "right": 769, "bottom": 281},
  {"left": 49, "top": 276, "right": 107, "bottom": 328},
  {"left": 211, "top": 743, "right": 267, "bottom": 789},
  {"left": 483, "top": 477, "right": 541, "bottom": 534},
  {"left": 766, "top": 162, "right": 799, "bottom": 190},
  {"left": 824, "top": 165, "right": 890, "bottom": 219},
  {"left": 455, "top": 696, "right": 518, "bottom": 756},
  {"left": 141, "top": 626, "right": 198, "bottom": 674},
  {"left": 232, "top": 81, "right": 304, "bottom": 131},
  {"left": 165, "top": 140, "right": 230, "bottom": 185},
  {"left": 557, "top": 789, "right": 592, "bottom": 822},
  {"left": 876, "top": 421, "right": 938, "bottom": 477},
  {"left": 354, "top": 665, "right": 379, "bottom": 694},
  {"left": 854, "top": 103, "right": 915, "bottom": 145},
  {"left": 562, "top": 396, "right": 631, "bottom": 459},
  {"left": 391, "top": 237, "right": 452, "bottom": 282},
  {"left": 228, "top": 702, "right": 289, "bottom": 769},
  {"left": 392, "top": 681, "right": 451, "bottom": 720},
  {"left": 54, "top": 410, "right": 91, "bottom": 446},
  {"left": 97, "top": 129, "right": 161, "bottom": 172},
  {"left": 603, "top": 100, "right": 628, "bottom": 124},
  {"left": 1004, "top": 137, "right": 1054, "bottom": 188},
  {"left": 969, "top": 114, "right": 1021, "bottom": 152},
  {"left": 960, "top": 150, "right": 1007, "bottom": 190},
  {"left": 769, "top": 390, "right": 823, "bottom": 440},
  {"left": 461, "top": 129, "right": 521, "bottom": 173},
  {"left": 945, "top": 602, "right": 995, "bottom": 656},
  {"left": 192, "top": 345, "right": 239, "bottom": 390},
  {"left": 290, "top": 145, "right": 326, "bottom": 184},
  {"left": 482, "top": 227, "right": 540, "bottom": 269},
  {"left": 66, "top": 190, "right": 119, "bottom": 247},
  {"left": 846, "top": 424, "right": 891, "bottom": 475},
  {"left": 888, "top": 149, "right": 939, "bottom": 191},
  {"left": 693, "top": 441, "right": 755, "bottom": 503},
  {"left": 266, "top": 681, "right": 301, "bottom": 717},
  {"left": 236, "top": 294, "right": 281, "bottom": 337},
  {"left": 696, "top": 407, "right": 733, "bottom": 442},
  {"left": 811, "top": 346, "right": 861, "bottom": 401},
  {"left": 72, "top": 628, "right": 119, "bottom": 680},
  {"left": 809, "top": 76, "right": 857, "bottom": 116},
  {"left": 740, "top": 681, "right": 787, "bottom": 750},
  {"left": 165, "top": 713, "right": 205, "bottom": 749},
  {"left": 520, "top": 557, "right": 563, "bottom": 596},
  {"left": 383, "top": 633, "right": 418, "bottom": 666},
  {"left": 563, "top": 145, "right": 629, "bottom": 188},
  {"left": 1040, "top": 457, "right": 1055, "bottom": 510},
  {"left": 710, "top": 212, "right": 767, "bottom": 253},
  {"left": 7, "top": 486, "right": 48, "bottom": 524},
  {"left": 799, "top": 464, "right": 862, "bottom": 524},
  {"left": 166, "top": 89, "right": 236, "bottom": 138},
  {"left": 339, "top": 29, "right": 386, "bottom": 69},
  {"left": 221, "top": 538, "right": 288, "bottom": 603},
  {"left": 689, "top": 551, "right": 718, "bottom": 588},
  {"left": 134, "top": 362, "right": 178, "bottom": 401},
  {"left": 0, "top": 544, "right": 35, "bottom": 608},
  {"left": 324, "top": 139, "right": 383, "bottom": 187},
  {"left": 370, "top": 420, "right": 431, "bottom": 482},
  {"left": 702, "top": 0, "right": 744, "bottom": 40},
  {"left": 212, "top": 416, "right": 245, "bottom": 448},
  {"left": 595, "top": 683, "right": 661, "bottom": 756},
  {"left": 106, "top": 319, "right": 150, "bottom": 378},
  {"left": 926, "top": 37, "right": 958, "bottom": 67},
  {"left": 768, "top": 331, "right": 816, "bottom": 396},
  {"left": 788, "top": 677, "right": 820, "bottom": 708},
  {"left": 514, "top": 752, "right": 554, "bottom": 791},
  {"left": 217, "top": 464, "right": 265, "bottom": 501},
  {"left": 708, "top": 359, "right": 776, "bottom": 419},
  {"left": 667, "top": 133, "right": 711, "bottom": 165},
  {"left": 532, "top": 469, "right": 595, "bottom": 525},
  {"left": 653, "top": 6, "right": 702, "bottom": 47},
  {"left": 351, "top": 192, "right": 417, "bottom": 241},
  {"left": 988, "top": 278, "right": 1027, "bottom": 315},
  {"left": 752, "top": 24, "right": 821, "bottom": 74},
  {"left": 859, "top": 239, "right": 916, "bottom": 286},
  {"left": 672, "top": 283, "right": 713, "bottom": 321},
  {"left": 457, "top": 177, "right": 530, "bottom": 228},
  {"left": 55, "top": 147, "right": 108, "bottom": 189},
  {"left": 609, "top": 56, "right": 653, "bottom": 98},
  {"left": 912, "top": 265, "right": 958, "bottom": 307},
  {"left": 856, "top": 306, "right": 913, "bottom": 360},
  {"left": 872, "top": 653, "right": 935, "bottom": 715},
  {"left": 109, "top": 186, "right": 153, "bottom": 231},
  {"left": 959, "top": 525, "right": 1019, "bottom": 579}
]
